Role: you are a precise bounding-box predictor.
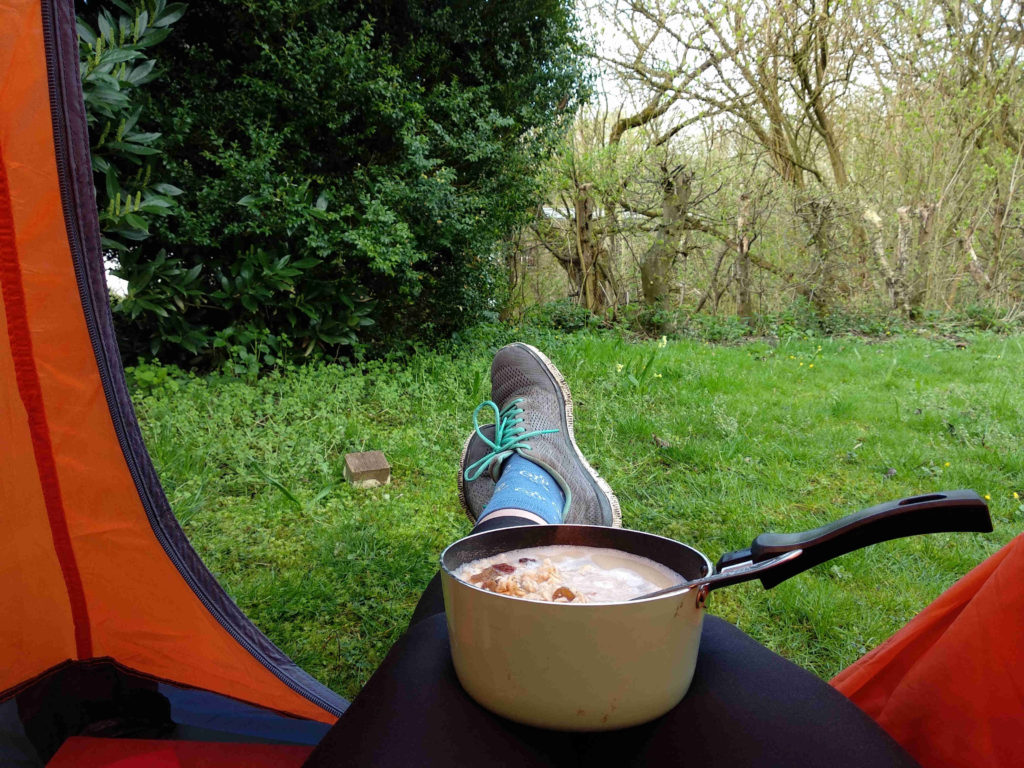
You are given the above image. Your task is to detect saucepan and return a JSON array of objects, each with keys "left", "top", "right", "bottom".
[{"left": 440, "top": 490, "right": 991, "bottom": 731}]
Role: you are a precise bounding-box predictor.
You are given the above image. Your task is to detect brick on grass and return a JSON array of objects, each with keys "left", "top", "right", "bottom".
[{"left": 344, "top": 451, "right": 391, "bottom": 488}]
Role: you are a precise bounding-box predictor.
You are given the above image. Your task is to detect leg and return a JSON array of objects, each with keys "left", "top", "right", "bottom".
[
  {"left": 307, "top": 516, "right": 578, "bottom": 768},
  {"left": 308, "top": 345, "right": 619, "bottom": 766},
  {"left": 306, "top": 614, "right": 917, "bottom": 768},
  {"left": 579, "top": 616, "right": 919, "bottom": 767},
  {"left": 306, "top": 344, "right": 917, "bottom": 767},
  {"left": 304, "top": 613, "right": 578, "bottom": 768}
]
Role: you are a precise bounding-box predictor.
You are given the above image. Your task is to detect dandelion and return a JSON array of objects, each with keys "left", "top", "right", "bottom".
[
  {"left": 944, "top": 462, "right": 950, "bottom": 467},
  {"left": 799, "top": 362, "right": 804, "bottom": 366},
  {"left": 658, "top": 335, "right": 667, "bottom": 348},
  {"left": 789, "top": 355, "right": 795, "bottom": 359},
  {"left": 809, "top": 364, "right": 814, "bottom": 369},
  {"left": 984, "top": 493, "right": 991, "bottom": 501},
  {"left": 615, "top": 363, "right": 624, "bottom": 372},
  {"left": 1014, "top": 492, "right": 1020, "bottom": 500}
]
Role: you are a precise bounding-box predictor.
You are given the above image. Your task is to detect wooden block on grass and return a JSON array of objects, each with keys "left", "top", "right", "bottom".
[{"left": 344, "top": 451, "right": 391, "bottom": 488}]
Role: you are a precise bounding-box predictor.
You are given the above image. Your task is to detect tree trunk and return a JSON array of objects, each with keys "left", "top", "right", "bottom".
[
  {"left": 864, "top": 208, "right": 912, "bottom": 317},
  {"left": 559, "top": 183, "right": 617, "bottom": 314},
  {"left": 795, "top": 195, "right": 838, "bottom": 314},
  {"left": 989, "top": 200, "right": 1008, "bottom": 290},
  {"left": 915, "top": 203, "right": 938, "bottom": 307},
  {"left": 640, "top": 167, "right": 692, "bottom": 307},
  {"left": 962, "top": 227, "right": 992, "bottom": 291},
  {"left": 574, "top": 187, "right": 597, "bottom": 311},
  {"left": 735, "top": 191, "right": 754, "bottom": 317}
]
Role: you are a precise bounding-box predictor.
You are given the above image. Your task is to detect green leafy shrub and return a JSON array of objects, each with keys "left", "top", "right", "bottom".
[
  {"left": 124, "top": 359, "right": 191, "bottom": 398},
  {"left": 964, "top": 303, "right": 1005, "bottom": 331},
  {"left": 617, "top": 303, "right": 683, "bottom": 336},
  {"left": 679, "top": 313, "right": 752, "bottom": 342},
  {"left": 112, "top": 0, "right": 587, "bottom": 367},
  {"left": 77, "top": 0, "right": 184, "bottom": 251},
  {"left": 526, "top": 299, "right": 603, "bottom": 332}
]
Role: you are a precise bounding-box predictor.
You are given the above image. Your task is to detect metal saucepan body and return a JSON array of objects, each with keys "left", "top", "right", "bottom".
[{"left": 440, "top": 491, "right": 991, "bottom": 731}]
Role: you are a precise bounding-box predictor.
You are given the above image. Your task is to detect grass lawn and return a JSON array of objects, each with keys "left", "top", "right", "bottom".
[{"left": 134, "top": 327, "right": 1023, "bottom": 701}]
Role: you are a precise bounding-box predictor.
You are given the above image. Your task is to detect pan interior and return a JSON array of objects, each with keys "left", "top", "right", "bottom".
[{"left": 441, "top": 525, "right": 710, "bottom": 583}]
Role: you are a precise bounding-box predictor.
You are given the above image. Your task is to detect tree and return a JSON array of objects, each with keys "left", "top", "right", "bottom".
[
  {"left": 512, "top": 0, "right": 1024, "bottom": 322},
  {"left": 598, "top": 0, "right": 872, "bottom": 312}
]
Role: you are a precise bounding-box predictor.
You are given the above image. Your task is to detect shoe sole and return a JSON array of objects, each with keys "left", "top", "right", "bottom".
[
  {"left": 510, "top": 343, "right": 622, "bottom": 528},
  {"left": 457, "top": 430, "right": 480, "bottom": 524}
]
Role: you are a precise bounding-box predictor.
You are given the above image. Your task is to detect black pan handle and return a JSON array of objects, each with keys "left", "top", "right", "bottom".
[{"left": 714, "top": 490, "right": 992, "bottom": 589}]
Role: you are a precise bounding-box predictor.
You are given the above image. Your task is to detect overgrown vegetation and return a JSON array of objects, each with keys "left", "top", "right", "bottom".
[
  {"left": 77, "top": 0, "right": 184, "bottom": 250},
  {"left": 523, "top": 297, "right": 1024, "bottom": 344},
  {"left": 82, "top": 0, "right": 587, "bottom": 365},
  {"left": 513, "top": 0, "right": 1024, "bottom": 324},
  {"left": 133, "top": 331, "right": 1023, "bottom": 698},
  {"left": 79, "top": 1, "right": 1024, "bottom": 372}
]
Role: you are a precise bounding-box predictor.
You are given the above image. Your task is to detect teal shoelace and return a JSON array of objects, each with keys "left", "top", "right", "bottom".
[{"left": 463, "top": 398, "right": 559, "bottom": 482}]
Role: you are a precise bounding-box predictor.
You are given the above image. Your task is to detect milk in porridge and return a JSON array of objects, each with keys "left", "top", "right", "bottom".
[{"left": 453, "top": 545, "right": 682, "bottom": 603}]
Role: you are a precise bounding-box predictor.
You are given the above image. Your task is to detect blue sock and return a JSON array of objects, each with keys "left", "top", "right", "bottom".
[{"left": 479, "top": 453, "right": 565, "bottom": 524}]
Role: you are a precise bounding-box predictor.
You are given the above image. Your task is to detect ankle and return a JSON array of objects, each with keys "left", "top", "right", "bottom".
[{"left": 480, "top": 454, "right": 565, "bottom": 524}]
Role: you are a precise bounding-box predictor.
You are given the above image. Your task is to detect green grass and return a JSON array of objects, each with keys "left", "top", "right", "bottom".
[{"left": 134, "top": 328, "right": 1023, "bottom": 700}]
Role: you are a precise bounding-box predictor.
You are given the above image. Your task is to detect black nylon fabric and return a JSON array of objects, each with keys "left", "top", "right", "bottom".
[
  {"left": 4, "top": 659, "right": 331, "bottom": 764},
  {"left": 309, "top": 514, "right": 918, "bottom": 767},
  {"left": 304, "top": 608, "right": 920, "bottom": 768},
  {"left": 14, "top": 661, "right": 172, "bottom": 764},
  {"left": 0, "top": 700, "right": 41, "bottom": 768}
]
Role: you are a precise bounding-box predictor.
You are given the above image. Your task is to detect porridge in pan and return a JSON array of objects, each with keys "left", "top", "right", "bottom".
[{"left": 453, "top": 545, "right": 683, "bottom": 603}]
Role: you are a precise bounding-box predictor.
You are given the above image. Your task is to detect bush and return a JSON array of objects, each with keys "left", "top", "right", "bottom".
[
  {"left": 964, "top": 303, "right": 1005, "bottom": 331},
  {"left": 77, "top": 0, "right": 184, "bottom": 251},
  {"left": 526, "top": 299, "right": 604, "bottom": 332},
  {"left": 113, "top": 0, "right": 587, "bottom": 367}
]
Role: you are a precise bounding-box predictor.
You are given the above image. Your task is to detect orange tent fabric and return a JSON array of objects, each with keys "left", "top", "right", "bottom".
[
  {"left": 832, "top": 533, "right": 1024, "bottom": 767},
  {"left": 1, "top": 0, "right": 343, "bottom": 740}
]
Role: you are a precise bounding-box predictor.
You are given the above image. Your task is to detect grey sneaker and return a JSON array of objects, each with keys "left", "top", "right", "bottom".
[
  {"left": 457, "top": 423, "right": 497, "bottom": 522},
  {"left": 458, "top": 343, "right": 621, "bottom": 527}
]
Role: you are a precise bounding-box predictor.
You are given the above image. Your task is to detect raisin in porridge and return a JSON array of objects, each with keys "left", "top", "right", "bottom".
[{"left": 453, "top": 545, "right": 682, "bottom": 603}]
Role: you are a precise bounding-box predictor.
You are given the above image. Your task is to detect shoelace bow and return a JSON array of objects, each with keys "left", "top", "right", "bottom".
[{"left": 463, "top": 398, "right": 559, "bottom": 482}]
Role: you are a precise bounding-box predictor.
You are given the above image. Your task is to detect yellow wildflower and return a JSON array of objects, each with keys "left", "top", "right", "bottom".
[
  {"left": 615, "top": 363, "right": 623, "bottom": 372},
  {"left": 658, "top": 335, "right": 667, "bottom": 348},
  {"left": 984, "top": 493, "right": 991, "bottom": 500},
  {"left": 809, "top": 364, "right": 814, "bottom": 369}
]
